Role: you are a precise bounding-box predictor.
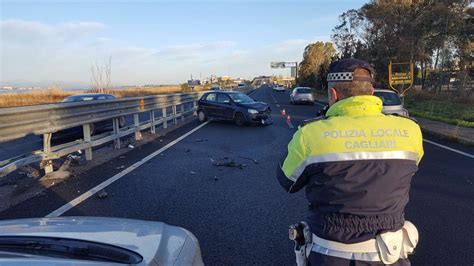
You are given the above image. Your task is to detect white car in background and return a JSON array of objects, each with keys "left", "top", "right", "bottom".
[
  {"left": 373, "top": 89, "right": 409, "bottom": 117},
  {"left": 290, "top": 87, "right": 314, "bottom": 104},
  {"left": 273, "top": 85, "right": 286, "bottom": 92}
]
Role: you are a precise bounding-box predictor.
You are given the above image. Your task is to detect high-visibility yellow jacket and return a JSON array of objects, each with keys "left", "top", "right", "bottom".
[{"left": 277, "top": 95, "right": 424, "bottom": 244}]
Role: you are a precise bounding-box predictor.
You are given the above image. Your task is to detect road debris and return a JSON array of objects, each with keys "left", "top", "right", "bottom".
[
  {"left": 214, "top": 176, "right": 218, "bottom": 181},
  {"left": 97, "top": 190, "right": 108, "bottom": 199},
  {"left": 128, "top": 144, "right": 135, "bottom": 149},
  {"left": 196, "top": 139, "right": 208, "bottom": 143},
  {"left": 116, "top": 165, "right": 125, "bottom": 170},
  {"left": 41, "top": 170, "right": 70, "bottom": 181},
  {"left": 67, "top": 154, "right": 79, "bottom": 160},
  {"left": 210, "top": 158, "right": 247, "bottom": 169},
  {"left": 190, "top": 171, "right": 196, "bottom": 174},
  {"left": 185, "top": 149, "right": 191, "bottom": 153},
  {"left": 238, "top": 155, "right": 259, "bottom": 164},
  {"left": 59, "top": 157, "right": 73, "bottom": 172},
  {"left": 18, "top": 165, "right": 40, "bottom": 179}
]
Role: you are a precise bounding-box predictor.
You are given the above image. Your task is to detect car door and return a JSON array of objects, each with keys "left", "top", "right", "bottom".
[
  {"left": 200, "top": 93, "right": 218, "bottom": 118},
  {"left": 216, "top": 93, "right": 234, "bottom": 120}
]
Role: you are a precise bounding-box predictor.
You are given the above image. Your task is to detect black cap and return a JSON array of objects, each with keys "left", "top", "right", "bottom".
[{"left": 327, "top": 58, "right": 375, "bottom": 83}]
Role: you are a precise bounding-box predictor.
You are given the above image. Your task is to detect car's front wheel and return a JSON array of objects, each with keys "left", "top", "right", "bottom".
[
  {"left": 234, "top": 112, "right": 245, "bottom": 126},
  {"left": 198, "top": 110, "right": 207, "bottom": 122}
]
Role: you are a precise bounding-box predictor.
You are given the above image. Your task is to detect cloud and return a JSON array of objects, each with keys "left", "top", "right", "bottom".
[
  {"left": 0, "top": 19, "right": 329, "bottom": 85},
  {"left": 0, "top": 19, "right": 106, "bottom": 43},
  {"left": 156, "top": 41, "right": 236, "bottom": 60}
]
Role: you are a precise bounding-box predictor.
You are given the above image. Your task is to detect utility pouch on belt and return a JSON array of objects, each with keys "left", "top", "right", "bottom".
[
  {"left": 376, "top": 221, "right": 419, "bottom": 264},
  {"left": 289, "top": 221, "right": 313, "bottom": 266}
]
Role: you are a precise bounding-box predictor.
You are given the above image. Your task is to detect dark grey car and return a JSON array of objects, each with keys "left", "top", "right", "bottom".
[{"left": 197, "top": 91, "right": 271, "bottom": 126}]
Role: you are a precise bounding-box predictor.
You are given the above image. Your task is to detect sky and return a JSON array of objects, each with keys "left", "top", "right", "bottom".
[{"left": 0, "top": 0, "right": 367, "bottom": 87}]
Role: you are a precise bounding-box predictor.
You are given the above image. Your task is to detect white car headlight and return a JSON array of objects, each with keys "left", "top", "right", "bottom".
[{"left": 248, "top": 109, "right": 258, "bottom": 114}]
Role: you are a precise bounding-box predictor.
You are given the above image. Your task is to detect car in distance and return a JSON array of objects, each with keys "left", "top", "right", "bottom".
[
  {"left": 273, "top": 85, "right": 286, "bottom": 92},
  {"left": 0, "top": 217, "right": 204, "bottom": 265},
  {"left": 290, "top": 87, "right": 314, "bottom": 104},
  {"left": 54, "top": 93, "right": 124, "bottom": 139},
  {"left": 373, "top": 89, "right": 409, "bottom": 117},
  {"left": 197, "top": 91, "right": 271, "bottom": 126},
  {"left": 210, "top": 86, "right": 221, "bottom": 91}
]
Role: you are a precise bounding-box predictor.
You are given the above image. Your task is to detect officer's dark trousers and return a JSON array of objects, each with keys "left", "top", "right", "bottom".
[{"left": 308, "top": 251, "right": 411, "bottom": 266}]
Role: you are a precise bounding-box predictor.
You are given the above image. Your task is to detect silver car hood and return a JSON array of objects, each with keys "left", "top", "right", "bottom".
[{"left": 0, "top": 217, "right": 203, "bottom": 265}]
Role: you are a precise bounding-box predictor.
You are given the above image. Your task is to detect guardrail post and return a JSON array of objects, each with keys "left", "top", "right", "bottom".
[
  {"left": 150, "top": 110, "right": 156, "bottom": 134},
  {"left": 43, "top": 133, "right": 53, "bottom": 174},
  {"left": 173, "top": 105, "right": 177, "bottom": 125},
  {"left": 162, "top": 107, "right": 167, "bottom": 129},
  {"left": 83, "top": 124, "right": 93, "bottom": 161},
  {"left": 113, "top": 118, "right": 121, "bottom": 149},
  {"left": 180, "top": 104, "right": 185, "bottom": 122},
  {"left": 134, "top": 113, "right": 142, "bottom": 140}
]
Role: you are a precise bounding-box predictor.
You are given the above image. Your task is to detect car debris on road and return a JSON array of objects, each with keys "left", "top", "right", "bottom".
[
  {"left": 210, "top": 158, "right": 247, "bottom": 169},
  {"left": 97, "top": 190, "right": 108, "bottom": 199}
]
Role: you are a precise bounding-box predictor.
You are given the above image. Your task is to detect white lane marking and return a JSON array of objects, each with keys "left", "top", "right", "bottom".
[
  {"left": 270, "top": 91, "right": 277, "bottom": 103},
  {"left": 46, "top": 121, "right": 211, "bottom": 218},
  {"left": 423, "top": 139, "right": 473, "bottom": 158}
]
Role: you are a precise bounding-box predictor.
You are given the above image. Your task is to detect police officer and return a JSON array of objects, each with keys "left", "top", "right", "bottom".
[{"left": 278, "top": 59, "right": 424, "bottom": 265}]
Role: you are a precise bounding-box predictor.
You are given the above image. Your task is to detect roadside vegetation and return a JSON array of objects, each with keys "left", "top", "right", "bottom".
[
  {"left": 0, "top": 85, "right": 209, "bottom": 108},
  {"left": 404, "top": 91, "right": 474, "bottom": 128},
  {"left": 294, "top": 1, "right": 472, "bottom": 130}
]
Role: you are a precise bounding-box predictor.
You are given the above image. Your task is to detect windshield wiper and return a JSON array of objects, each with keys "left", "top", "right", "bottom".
[{"left": 0, "top": 236, "right": 142, "bottom": 264}]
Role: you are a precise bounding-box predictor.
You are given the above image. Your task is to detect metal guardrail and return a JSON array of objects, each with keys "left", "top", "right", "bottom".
[
  {"left": 0, "top": 92, "right": 202, "bottom": 177},
  {"left": 0, "top": 87, "right": 256, "bottom": 177}
]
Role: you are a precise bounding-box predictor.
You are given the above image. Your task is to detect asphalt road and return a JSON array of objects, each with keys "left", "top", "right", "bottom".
[{"left": 1, "top": 85, "right": 473, "bottom": 265}]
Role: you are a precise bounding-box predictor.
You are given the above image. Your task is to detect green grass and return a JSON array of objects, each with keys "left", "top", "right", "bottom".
[{"left": 404, "top": 98, "right": 474, "bottom": 128}]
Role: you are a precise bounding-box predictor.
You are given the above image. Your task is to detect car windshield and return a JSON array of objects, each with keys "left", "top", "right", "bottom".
[
  {"left": 374, "top": 91, "right": 402, "bottom": 106},
  {"left": 0, "top": 236, "right": 142, "bottom": 263},
  {"left": 228, "top": 93, "right": 254, "bottom": 103},
  {"left": 297, "top": 88, "right": 311, "bottom": 93}
]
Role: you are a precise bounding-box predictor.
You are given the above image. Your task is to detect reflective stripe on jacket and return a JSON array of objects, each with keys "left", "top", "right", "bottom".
[{"left": 277, "top": 95, "right": 424, "bottom": 244}]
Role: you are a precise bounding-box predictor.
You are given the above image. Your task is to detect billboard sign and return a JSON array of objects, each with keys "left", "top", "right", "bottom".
[
  {"left": 271, "top": 62, "right": 297, "bottom": 69},
  {"left": 290, "top": 67, "right": 297, "bottom": 78},
  {"left": 389, "top": 62, "right": 414, "bottom": 96},
  {"left": 187, "top": 79, "right": 201, "bottom": 86}
]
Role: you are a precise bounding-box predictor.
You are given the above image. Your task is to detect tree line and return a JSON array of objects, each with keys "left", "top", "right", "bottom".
[{"left": 298, "top": 0, "right": 472, "bottom": 95}]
